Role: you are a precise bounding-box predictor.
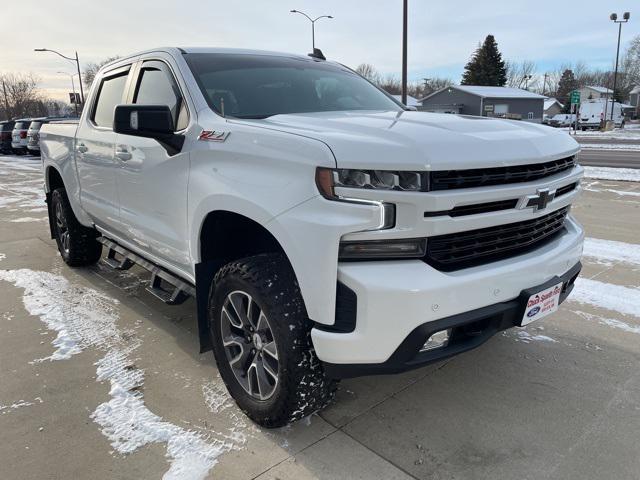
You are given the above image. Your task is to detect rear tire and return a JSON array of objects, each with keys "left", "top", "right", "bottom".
[
  {"left": 209, "top": 253, "right": 337, "bottom": 428},
  {"left": 51, "top": 188, "right": 102, "bottom": 267}
]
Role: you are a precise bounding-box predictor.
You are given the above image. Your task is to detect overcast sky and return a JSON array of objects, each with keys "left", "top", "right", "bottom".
[{"left": 2, "top": 0, "right": 639, "bottom": 101}]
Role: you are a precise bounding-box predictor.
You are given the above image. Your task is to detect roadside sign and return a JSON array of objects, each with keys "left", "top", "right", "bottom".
[
  {"left": 69, "top": 92, "right": 81, "bottom": 105},
  {"left": 484, "top": 104, "right": 494, "bottom": 112},
  {"left": 570, "top": 91, "right": 580, "bottom": 105}
]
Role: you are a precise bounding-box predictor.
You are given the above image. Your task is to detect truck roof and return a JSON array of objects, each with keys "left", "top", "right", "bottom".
[{"left": 102, "top": 47, "right": 315, "bottom": 70}]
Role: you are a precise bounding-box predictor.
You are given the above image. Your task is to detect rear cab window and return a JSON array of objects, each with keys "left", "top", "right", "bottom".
[{"left": 14, "top": 122, "right": 30, "bottom": 130}]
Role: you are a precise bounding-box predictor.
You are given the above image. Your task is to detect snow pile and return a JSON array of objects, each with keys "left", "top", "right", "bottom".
[
  {"left": 583, "top": 237, "right": 640, "bottom": 267},
  {"left": 583, "top": 167, "right": 640, "bottom": 183},
  {"left": 0, "top": 267, "right": 244, "bottom": 479},
  {"left": 571, "top": 278, "right": 640, "bottom": 317}
]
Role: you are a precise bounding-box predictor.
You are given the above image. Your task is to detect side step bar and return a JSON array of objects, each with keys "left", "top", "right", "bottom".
[{"left": 97, "top": 237, "right": 195, "bottom": 305}]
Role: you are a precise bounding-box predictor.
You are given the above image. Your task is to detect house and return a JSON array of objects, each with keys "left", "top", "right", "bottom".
[
  {"left": 419, "top": 85, "right": 545, "bottom": 122},
  {"left": 578, "top": 86, "right": 613, "bottom": 101},
  {"left": 392, "top": 94, "right": 421, "bottom": 107},
  {"left": 543, "top": 97, "right": 564, "bottom": 118},
  {"left": 628, "top": 85, "right": 640, "bottom": 117}
]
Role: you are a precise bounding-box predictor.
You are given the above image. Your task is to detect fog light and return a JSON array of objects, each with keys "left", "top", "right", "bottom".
[{"left": 420, "top": 329, "right": 451, "bottom": 352}]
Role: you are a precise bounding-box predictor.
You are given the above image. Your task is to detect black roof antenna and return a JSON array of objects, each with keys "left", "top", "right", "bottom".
[{"left": 308, "top": 48, "right": 326, "bottom": 60}]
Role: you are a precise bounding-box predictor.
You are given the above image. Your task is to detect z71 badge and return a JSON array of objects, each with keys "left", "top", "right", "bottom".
[{"left": 198, "top": 130, "right": 230, "bottom": 142}]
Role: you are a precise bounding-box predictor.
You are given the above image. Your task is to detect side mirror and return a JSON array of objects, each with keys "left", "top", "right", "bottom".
[{"left": 113, "top": 104, "right": 184, "bottom": 155}]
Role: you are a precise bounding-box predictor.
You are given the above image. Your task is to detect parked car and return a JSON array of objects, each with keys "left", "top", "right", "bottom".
[
  {"left": 40, "top": 47, "right": 584, "bottom": 428},
  {"left": 0, "top": 120, "right": 16, "bottom": 154},
  {"left": 27, "top": 118, "right": 73, "bottom": 155},
  {"left": 579, "top": 99, "right": 625, "bottom": 130},
  {"left": 11, "top": 119, "right": 33, "bottom": 154},
  {"left": 548, "top": 114, "right": 576, "bottom": 128}
]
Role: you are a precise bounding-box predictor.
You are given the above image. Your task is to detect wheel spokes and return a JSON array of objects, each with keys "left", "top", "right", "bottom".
[{"left": 220, "top": 290, "right": 279, "bottom": 400}]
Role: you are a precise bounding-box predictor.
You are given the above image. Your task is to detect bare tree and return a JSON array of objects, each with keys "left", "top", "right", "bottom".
[
  {"left": 83, "top": 56, "right": 120, "bottom": 90},
  {"left": 0, "top": 72, "right": 44, "bottom": 119},
  {"left": 355, "top": 63, "right": 382, "bottom": 85},
  {"left": 505, "top": 60, "right": 537, "bottom": 90}
]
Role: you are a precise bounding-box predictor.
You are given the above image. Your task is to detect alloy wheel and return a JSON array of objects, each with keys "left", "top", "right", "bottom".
[
  {"left": 220, "top": 290, "right": 279, "bottom": 400},
  {"left": 55, "top": 201, "right": 70, "bottom": 254}
]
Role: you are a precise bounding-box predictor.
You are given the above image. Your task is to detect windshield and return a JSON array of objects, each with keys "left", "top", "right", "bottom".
[{"left": 184, "top": 53, "right": 402, "bottom": 118}]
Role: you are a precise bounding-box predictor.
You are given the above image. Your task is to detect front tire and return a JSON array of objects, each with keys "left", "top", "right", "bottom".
[
  {"left": 209, "top": 254, "right": 337, "bottom": 428},
  {"left": 51, "top": 188, "right": 102, "bottom": 266}
]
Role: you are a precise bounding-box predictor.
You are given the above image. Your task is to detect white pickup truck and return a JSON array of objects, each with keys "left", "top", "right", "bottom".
[{"left": 40, "top": 47, "right": 584, "bottom": 427}]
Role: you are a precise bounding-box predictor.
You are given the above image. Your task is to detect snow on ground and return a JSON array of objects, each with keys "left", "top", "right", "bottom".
[
  {"left": 583, "top": 166, "right": 640, "bottom": 182},
  {"left": 0, "top": 156, "right": 46, "bottom": 219},
  {"left": 570, "top": 278, "right": 640, "bottom": 318},
  {"left": 574, "top": 311, "right": 640, "bottom": 335},
  {"left": 0, "top": 397, "right": 43, "bottom": 415},
  {"left": 583, "top": 238, "right": 640, "bottom": 267},
  {"left": 580, "top": 143, "right": 640, "bottom": 151},
  {"left": 0, "top": 267, "right": 247, "bottom": 480},
  {"left": 561, "top": 124, "right": 640, "bottom": 139},
  {"left": 514, "top": 330, "right": 557, "bottom": 343}
]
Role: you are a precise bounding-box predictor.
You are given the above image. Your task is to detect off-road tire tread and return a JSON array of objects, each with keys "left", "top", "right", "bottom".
[
  {"left": 51, "top": 188, "right": 102, "bottom": 267},
  {"left": 210, "top": 253, "right": 337, "bottom": 428}
]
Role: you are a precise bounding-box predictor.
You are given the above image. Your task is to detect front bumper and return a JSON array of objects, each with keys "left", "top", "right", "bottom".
[
  {"left": 324, "top": 261, "right": 581, "bottom": 379},
  {"left": 312, "top": 216, "right": 584, "bottom": 374}
]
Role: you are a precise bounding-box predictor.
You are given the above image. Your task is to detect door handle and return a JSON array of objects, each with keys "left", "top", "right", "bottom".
[
  {"left": 76, "top": 143, "right": 88, "bottom": 153},
  {"left": 115, "top": 149, "right": 132, "bottom": 161}
]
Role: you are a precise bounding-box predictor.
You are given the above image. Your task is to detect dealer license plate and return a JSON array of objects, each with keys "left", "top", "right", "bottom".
[{"left": 521, "top": 282, "right": 563, "bottom": 326}]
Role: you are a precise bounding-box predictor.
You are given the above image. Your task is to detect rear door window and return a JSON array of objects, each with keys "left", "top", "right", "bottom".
[
  {"left": 92, "top": 71, "right": 129, "bottom": 128},
  {"left": 29, "top": 122, "right": 42, "bottom": 129},
  {"left": 133, "top": 62, "right": 188, "bottom": 131},
  {"left": 14, "top": 122, "right": 29, "bottom": 130}
]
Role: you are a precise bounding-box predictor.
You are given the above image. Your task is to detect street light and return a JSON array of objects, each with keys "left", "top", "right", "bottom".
[
  {"left": 290, "top": 10, "right": 333, "bottom": 51},
  {"left": 57, "top": 72, "right": 79, "bottom": 116},
  {"left": 34, "top": 48, "right": 85, "bottom": 106},
  {"left": 609, "top": 12, "right": 630, "bottom": 122},
  {"left": 522, "top": 74, "right": 533, "bottom": 91}
]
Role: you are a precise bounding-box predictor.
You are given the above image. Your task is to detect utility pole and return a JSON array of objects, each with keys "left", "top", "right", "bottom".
[
  {"left": 401, "top": 0, "right": 408, "bottom": 105},
  {"left": 542, "top": 73, "right": 548, "bottom": 96}
]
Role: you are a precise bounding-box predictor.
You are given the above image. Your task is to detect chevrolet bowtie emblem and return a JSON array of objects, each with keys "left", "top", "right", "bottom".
[{"left": 524, "top": 188, "right": 555, "bottom": 211}]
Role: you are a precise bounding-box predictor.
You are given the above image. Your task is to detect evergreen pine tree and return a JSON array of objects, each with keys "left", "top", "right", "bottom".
[
  {"left": 557, "top": 69, "right": 578, "bottom": 112},
  {"left": 461, "top": 35, "right": 507, "bottom": 86}
]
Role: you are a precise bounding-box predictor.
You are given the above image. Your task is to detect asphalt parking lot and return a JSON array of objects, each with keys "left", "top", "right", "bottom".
[{"left": 0, "top": 155, "right": 639, "bottom": 480}]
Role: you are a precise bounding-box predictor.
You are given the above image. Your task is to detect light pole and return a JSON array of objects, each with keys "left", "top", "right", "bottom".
[
  {"left": 58, "top": 72, "right": 79, "bottom": 116},
  {"left": 34, "top": 48, "right": 85, "bottom": 106},
  {"left": 402, "top": 0, "right": 408, "bottom": 105},
  {"left": 522, "top": 74, "right": 533, "bottom": 91},
  {"left": 609, "top": 12, "right": 630, "bottom": 121},
  {"left": 290, "top": 10, "right": 334, "bottom": 51}
]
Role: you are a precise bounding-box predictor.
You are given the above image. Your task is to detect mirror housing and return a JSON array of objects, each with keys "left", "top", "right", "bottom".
[{"left": 113, "top": 104, "right": 184, "bottom": 155}]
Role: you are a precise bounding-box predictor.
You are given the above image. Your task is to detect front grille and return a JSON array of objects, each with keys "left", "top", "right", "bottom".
[
  {"left": 424, "top": 199, "right": 518, "bottom": 218},
  {"left": 425, "top": 207, "right": 570, "bottom": 271},
  {"left": 429, "top": 156, "right": 576, "bottom": 191}
]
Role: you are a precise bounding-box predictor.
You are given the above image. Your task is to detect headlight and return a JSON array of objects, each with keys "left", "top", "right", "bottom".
[
  {"left": 316, "top": 167, "right": 427, "bottom": 198},
  {"left": 339, "top": 238, "right": 427, "bottom": 260}
]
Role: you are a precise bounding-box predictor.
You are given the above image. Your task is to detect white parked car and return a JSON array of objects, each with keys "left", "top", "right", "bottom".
[
  {"left": 548, "top": 113, "right": 576, "bottom": 128},
  {"left": 39, "top": 47, "right": 584, "bottom": 427},
  {"left": 11, "top": 118, "right": 33, "bottom": 154}
]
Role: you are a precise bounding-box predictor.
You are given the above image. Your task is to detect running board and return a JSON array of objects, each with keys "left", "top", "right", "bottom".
[{"left": 97, "top": 237, "right": 195, "bottom": 305}]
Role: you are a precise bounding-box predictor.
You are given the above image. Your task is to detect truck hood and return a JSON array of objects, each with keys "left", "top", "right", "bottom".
[{"left": 235, "top": 110, "right": 579, "bottom": 170}]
